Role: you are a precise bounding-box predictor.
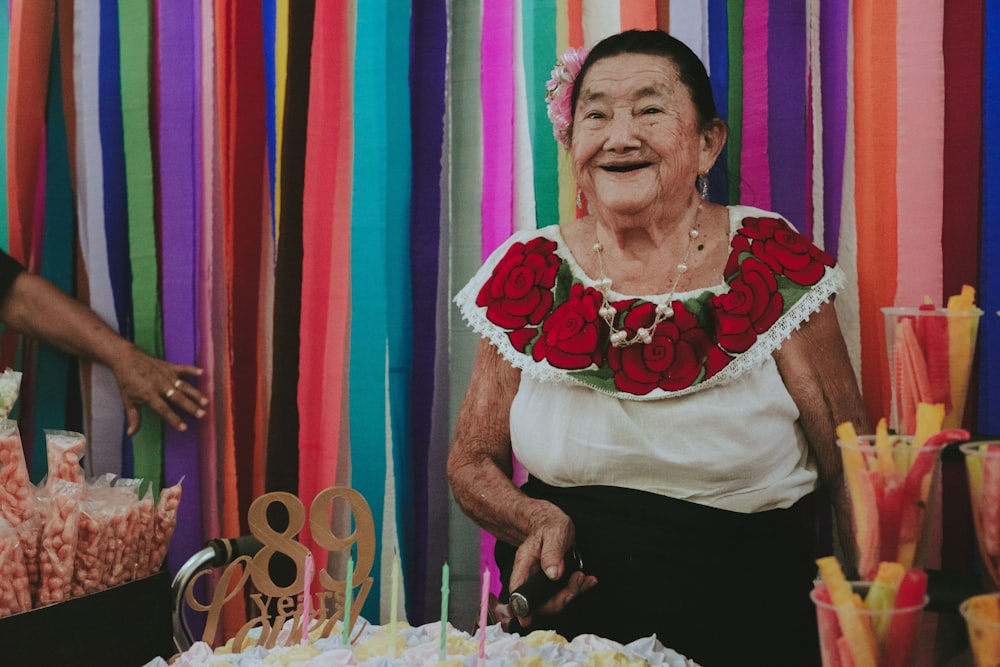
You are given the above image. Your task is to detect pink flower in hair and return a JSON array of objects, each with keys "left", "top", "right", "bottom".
[{"left": 545, "top": 46, "right": 590, "bottom": 150}]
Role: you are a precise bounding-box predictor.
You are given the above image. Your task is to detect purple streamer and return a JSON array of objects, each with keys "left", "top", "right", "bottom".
[
  {"left": 156, "top": 0, "right": 203, "bottom": 576},
  {"left": 408, "top": 0, "right": 448, "bottom": 623},
  {"left": 768, "top": 1, "right": 807, "bottom": 229},
  {"left": 820, "top": 0, "right": 848, "bottom": 258}
]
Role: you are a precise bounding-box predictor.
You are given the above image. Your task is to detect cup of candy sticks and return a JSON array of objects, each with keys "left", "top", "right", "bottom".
[
  {"left": 960, "top": 443, "right": 1000, "bottom": 591},
  {"left": 882, "top": 287, "right": 981, "bottom": 435},
  {"left": 959, "top": 592, "right": 1000, "bottom": 667}
]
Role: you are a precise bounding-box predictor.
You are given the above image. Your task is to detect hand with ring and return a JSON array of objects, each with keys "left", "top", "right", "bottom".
[{"left": 111, "top": 347, "right": 208, "bottom": 436}]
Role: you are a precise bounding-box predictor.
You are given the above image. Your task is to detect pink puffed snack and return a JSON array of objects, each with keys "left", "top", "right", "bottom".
[
  {"left": 0, "top": 368, "right": 22, "bottom": 418},
  {"left": 16, "top": 510, "right": 42, "bottom": 606},
  {"left": 36, "top": 479, "right": 83, "bottom": 606},
  {"left": 133, "top": 486, "right": 155, "bottom": 579},
  {"left": 44, "top": 429, "right": 87, "bottom": 486},
  {"left": 0, "top": 518, "right": 31, "bottom": 617},
  {"left": 112, "top": 478, "right": 145, "bottom": 583},
  {"left": 149, "top": 480, "right": 183, "bottom": 574},
  {"left": 0, "top": 418, "right": 34, "bottom": 527},
  {"left": 70, "top": 495, "right": 110, "bottom": 597},
  {"left": 100, "top": 486, "right": 135, "bottom": 589}
]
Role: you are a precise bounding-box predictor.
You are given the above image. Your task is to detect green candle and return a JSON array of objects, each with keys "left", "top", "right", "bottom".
[
  {"left": 439, "top": 562, "right": 450, "bottom": 661},
  {"left": 343, "top": 556, "right": 354, "bottom": 646}
]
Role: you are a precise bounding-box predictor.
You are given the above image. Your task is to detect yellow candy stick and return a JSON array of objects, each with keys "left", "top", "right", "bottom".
[
  {"left": 873, "top": 418, "right": 897, "bottom": 477},
  {"left": 909, "top": 402, "right": 944, "bottom": 468},
  {"left": 944, "top": 285, "right": 976, "bottom": 429},
  {"left": 817, "top": 556, "right": 879, "bottom": 667},
  {"left": 837, "top": 422, "right": 873, "bottom": 564}
]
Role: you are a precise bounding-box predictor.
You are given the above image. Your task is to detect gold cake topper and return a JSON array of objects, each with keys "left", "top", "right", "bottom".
[{"left": 183, "top": 487, "right": 376, "bottom": 651}]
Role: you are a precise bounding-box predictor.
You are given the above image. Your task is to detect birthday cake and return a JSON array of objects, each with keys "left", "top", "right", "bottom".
[{"left": 146, "top": 620, "right": 701, "bottom": 666}]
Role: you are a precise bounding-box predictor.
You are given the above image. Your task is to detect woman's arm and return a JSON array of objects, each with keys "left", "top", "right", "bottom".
[
  {"left": 773, "top": 301, "right": 870, "bottom": 572},
  {"left": 0, "top": 270, "right": 207, "bottom": 435},
  {"left": 448, "top": 338, "right": 598, "bottom": 617}
]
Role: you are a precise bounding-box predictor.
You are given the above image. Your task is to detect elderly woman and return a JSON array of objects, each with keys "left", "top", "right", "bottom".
[{"left": 449, "top": 30, "right": 868, "bottom": 665}]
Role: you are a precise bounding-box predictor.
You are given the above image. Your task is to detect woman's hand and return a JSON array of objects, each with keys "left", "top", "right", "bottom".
[
  {"left": 111, "top": 345, "right": 208, "bottom": 436},
  {"left": 508, "top": 505, "right": 598, "bottom": 629}
]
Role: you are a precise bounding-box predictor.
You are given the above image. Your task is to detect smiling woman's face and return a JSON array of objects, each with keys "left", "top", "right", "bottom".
[{"left": 571, "top": 53, "right": 707, "bottom": 221}]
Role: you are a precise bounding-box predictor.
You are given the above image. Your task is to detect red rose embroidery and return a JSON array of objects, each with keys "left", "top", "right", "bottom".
[
  {"left": 531, "top": 284, "right": 606, "bottom": 369},
  {"left": 724, "top": 234, "right": 751, "bottom": 280},
  {"left": 710, "top": 257, "right": 783, "bottom": 354},
  {"left": 606, "top": 301, "right": 714, "bottom": 394},
  {"left": 739, "top": 217, "right": 834, "bottom": 285},
  {"left": 476, "top": 237, "right": 561, "bottom": 329}
]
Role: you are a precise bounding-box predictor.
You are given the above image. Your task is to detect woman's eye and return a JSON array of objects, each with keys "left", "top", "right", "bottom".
[
  {"left": 585, "top": 111, "right": 605, "bottom": 120},
  {"left": 641, "top": 107, "right": 662, "bottom": 115}
]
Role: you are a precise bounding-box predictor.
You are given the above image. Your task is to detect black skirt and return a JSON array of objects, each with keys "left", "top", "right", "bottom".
[{"left": 495, "top": 477, "right": 821, "bottom": 667}]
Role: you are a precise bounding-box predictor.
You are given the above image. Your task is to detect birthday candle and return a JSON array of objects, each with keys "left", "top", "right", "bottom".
[
  {"left": 343, "top": 557, "right": 354, "bottom": 646},
  {"left": 439, "top": 562, "right": 450, "bottom": 662},
  {"left": 478, "top": 568, "right": 490, "bottom": 661},
  {"left": 301, "top": 552, "right": 315, "bottom": 644},
  {"left": 390, "top": 553, "right": 400, "bottom": 658}
]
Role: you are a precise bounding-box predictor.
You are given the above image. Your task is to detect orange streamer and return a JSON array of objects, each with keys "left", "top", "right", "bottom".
[
  {"left": 620, "top": 0, "right": 657, "bottom": 31},
  {"left": 854, "top": 0, "right": 898, "bottom": 423}
]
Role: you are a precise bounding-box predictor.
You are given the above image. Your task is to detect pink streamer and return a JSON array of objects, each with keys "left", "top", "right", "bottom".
[
  {"left": 894, "top": 1, "right": 944, "bottom": 307},
  {"left": 740, "top": 0, "right": 771, "bottom": 208},
  {"left": 479, "top": 0, "right": 514, "bottom": 259}
]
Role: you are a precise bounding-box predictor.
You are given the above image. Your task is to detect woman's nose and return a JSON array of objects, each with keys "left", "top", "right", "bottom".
[{"left": 604, "top": 113, "right": 641, "bottom": 151}]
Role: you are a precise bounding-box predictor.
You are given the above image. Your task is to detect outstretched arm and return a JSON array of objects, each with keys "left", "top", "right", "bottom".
[{"left": 0, "top": 269, "right": 207, "bottom": 435}]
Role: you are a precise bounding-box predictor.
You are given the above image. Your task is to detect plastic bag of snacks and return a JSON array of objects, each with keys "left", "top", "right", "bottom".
[
  {"left": 0, "top": 517, "right": 31, "bottom": 617},
  {"left": 0, "top": 368, "right": 22, "bottom": 418},
  {"left": 70, "top": 492, "right": 112, "bottom": 597},
  {"left": 44, "top": 429, "right": 87, "bottom": 486},
  {"left": 36, "top": 479, "right": 83, "bottom": 606},
  {"left": 132, "top": 484, "right": 155, "bottom": 579},
  {"left": 0, "top": 418, "right": 33, "bottom": 527},
  {"left": 112, "top": 478, "right": 146, "bottom": 582},
  {"left": 148, "top": 478, "right": 183, "bottom": 576}
]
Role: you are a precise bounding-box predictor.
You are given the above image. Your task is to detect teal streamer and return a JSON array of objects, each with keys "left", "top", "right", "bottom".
[
  {"left": 33, "top": 15, "right": 74, "bottom": 480},
  {"left": 350, "top": 0, "right": 390, "bottom": 621},
  {"left": 524, "top": 1, "right": 557, "bottom": 228},
  {"left": 384, "top": 0, "right": 414, "bottom": 614}
]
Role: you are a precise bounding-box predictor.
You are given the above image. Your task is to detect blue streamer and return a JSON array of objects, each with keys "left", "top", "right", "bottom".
[
  {"left": 708, "top": 0, "right": 729, "bottom": 204},
  {"left": 263, "top": 0, "right": 277, "bottom": 238},
  {"left": 99, "top": 0, "right": 133, "bottom": 475},
  {"left": 978, "top": 3, "right": 1000, "bottom": 434}
]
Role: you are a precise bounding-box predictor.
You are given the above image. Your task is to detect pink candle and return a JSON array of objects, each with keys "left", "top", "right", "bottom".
[
  {"left": 301, "top": 552, "right": 315, "bottom": 644},
  {"left": 478, "top": 568, "right": 490, "bottom": 661}
]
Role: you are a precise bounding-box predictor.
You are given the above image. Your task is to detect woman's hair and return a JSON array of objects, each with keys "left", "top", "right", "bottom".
[{"left": 570, "top": 29, "right": 719, "bottom": 131}]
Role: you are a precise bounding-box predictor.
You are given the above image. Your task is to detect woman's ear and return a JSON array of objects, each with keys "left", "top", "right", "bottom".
[{"left": 699, "top": 119, "right": 728, "bottom": 172}]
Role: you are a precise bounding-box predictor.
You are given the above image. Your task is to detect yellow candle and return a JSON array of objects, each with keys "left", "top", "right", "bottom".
[{"left": 390, "top": 554, "right": 400, "bottom": 658}]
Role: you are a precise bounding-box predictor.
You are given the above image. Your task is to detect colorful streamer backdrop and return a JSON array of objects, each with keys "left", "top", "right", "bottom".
[{"left": 0, "top": 0, "right": 996, "bottom": 630}]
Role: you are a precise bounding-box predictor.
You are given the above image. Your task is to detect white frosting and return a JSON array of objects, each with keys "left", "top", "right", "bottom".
[{"left": 148, "top": 620, "right": 701, "bottom": 667}]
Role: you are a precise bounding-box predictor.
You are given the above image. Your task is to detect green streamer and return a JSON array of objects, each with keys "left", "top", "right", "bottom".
[
  {"left": 117, "top": 0, "right": 163, "bottom": 490},
  {"left": 524, "top": 1, "right": 558, "bottom": 229},
  {"left": 727, "top": 0, "right": 744, "bottom": 204}
]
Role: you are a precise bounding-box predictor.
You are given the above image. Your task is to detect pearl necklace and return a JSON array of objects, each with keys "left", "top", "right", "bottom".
[{"left": 593, "top": 202, "right": 703, "bottom": 347}]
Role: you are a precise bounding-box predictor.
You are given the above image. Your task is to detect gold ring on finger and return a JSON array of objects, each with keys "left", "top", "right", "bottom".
[
  {"left": 173, "top": 379, "right": 183, "bottom": 389},
  {"left": 165, "top": 388, "right": 176, "bottom": 400}
]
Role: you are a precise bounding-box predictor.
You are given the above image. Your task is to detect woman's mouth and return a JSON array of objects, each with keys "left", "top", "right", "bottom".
[{"left": 601, "top": 163, "right": 651, "bottom": 173}]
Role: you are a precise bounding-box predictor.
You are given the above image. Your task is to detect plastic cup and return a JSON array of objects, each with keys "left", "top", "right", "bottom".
[
  {"left": 882, "top": 307, "right": 982, "bottom": 435},
  {"left": 812, "top": 582, "right": 928, "bottom": 666},
  {"left": 959, "top": 592, "right": 1000, "bottom": 666},
  {"left": 959, "top": 443, "right": 1000, "bottom": 591},
  {"left": 836, "top": 435, "right": 942, "bottom": 580}
]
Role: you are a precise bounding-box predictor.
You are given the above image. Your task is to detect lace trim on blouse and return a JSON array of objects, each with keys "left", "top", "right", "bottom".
[{"left": 454, "top": 206, "right": 846, "bottom": 401}]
